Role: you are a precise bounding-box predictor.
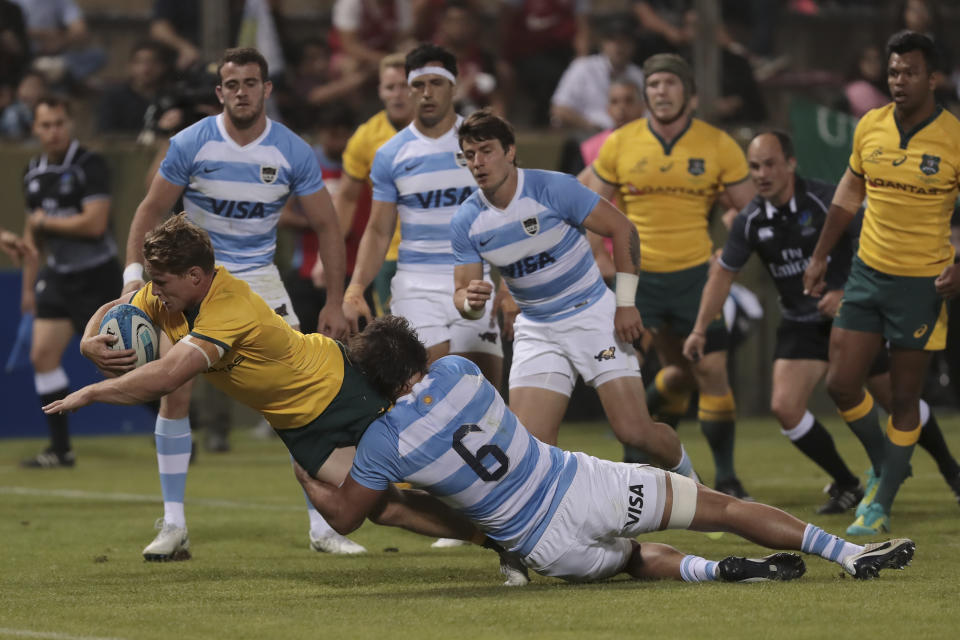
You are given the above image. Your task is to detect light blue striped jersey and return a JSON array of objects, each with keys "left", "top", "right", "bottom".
[
  {"left": 350, "top": 356, "right": 578, "bottom": 555},
  {"left": 370, "top": 118, "right": 476, "bottom": 273},
  {"left": 159, "top": 114, "right": 325, "bottom": 273},
  {"left": 451, "top": 169, "right": 607, "bottom": 322}
]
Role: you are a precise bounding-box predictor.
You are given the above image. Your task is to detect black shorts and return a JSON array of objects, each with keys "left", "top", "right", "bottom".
[
  {"left": 275, "top": 344, "right": 389, "bottom": 477},
  {"left": 35, "top": 259, "right": 122, "bottom": 334},
  {"left": 774, "top": 319, "right": 889, "bottom": 376}
]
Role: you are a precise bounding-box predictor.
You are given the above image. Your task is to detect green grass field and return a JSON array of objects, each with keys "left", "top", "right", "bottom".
[{"left": 2, "top": 415, "right": 959, "bottom": 640}]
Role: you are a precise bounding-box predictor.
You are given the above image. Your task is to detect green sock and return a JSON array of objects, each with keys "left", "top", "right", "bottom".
[
  {"left": 700, "top": 419, "right": 736, "bottom": 483},
  {"left": 838, "top": 391, "right": 886, "bottom": 476},
  {"left": 874, "top": 420, "right": 920, "bottom": 512}
]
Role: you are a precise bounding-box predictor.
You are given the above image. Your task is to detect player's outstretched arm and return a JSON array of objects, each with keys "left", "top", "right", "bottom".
[
  {"left": 123, "top": 174, "right": 184, "bottom": 293},
  {"left": 684, "top": 262, "right": 737, "bottom": 363},
  {"left": 43, "top": 339, "right": 209, "bottom": 413},
  {"left": 343, "top": 200, "right": 398, "bottom": 331},
  {"left": 804, "top": 168, "right": 864, "bottom": 297},
  {"left": 293, "top": 460, "right": 384, "bottom": 534}
]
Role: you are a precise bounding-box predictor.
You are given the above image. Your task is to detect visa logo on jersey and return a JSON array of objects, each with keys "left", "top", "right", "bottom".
[
  {"left": 211, "top": 200, "right": 267, "bottom": 218},
  {"left": 413, "top": 186, "right": 474, "bottom": 209},
  {"left": 500, "top": 252, "right": 556, "bottom": 278}
]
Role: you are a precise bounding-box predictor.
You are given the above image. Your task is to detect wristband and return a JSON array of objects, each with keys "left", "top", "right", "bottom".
[
  {"left": 123, "top": 263, "right": 144, "bottom": 285},
  {"left": 462, "top": 295, "right": 484, "bottom": 319},
  {"left": 614, "top": 272, "right": 639, "bottom": 307}
]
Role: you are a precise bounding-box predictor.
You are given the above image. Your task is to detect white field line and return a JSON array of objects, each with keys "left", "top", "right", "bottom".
[
  {"left": 0, "top": 628, "right": 127, "bottom": 640},
  {"left": 0, "top": 486, "right": 302, "bottom": 512}
]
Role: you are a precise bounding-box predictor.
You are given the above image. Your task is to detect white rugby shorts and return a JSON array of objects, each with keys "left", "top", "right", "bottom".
[
  {"left": 390, "top": 269, "right": 502, "bottom": 356},
  {"left": 524, "top": 453, "right": 696, "bottom": 582},
  {"left": 236, "top": 263, "right": 300, "bottom": 328},
  {"left": 510, "top": 289, "right": 640, "bottom": 395}
]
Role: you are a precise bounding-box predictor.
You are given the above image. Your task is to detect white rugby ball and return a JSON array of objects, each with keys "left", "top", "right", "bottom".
[{"left": 98, "top": 303, "right": 159, "bottom": 369}]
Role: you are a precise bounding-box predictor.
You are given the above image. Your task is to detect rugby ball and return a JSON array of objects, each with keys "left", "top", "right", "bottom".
[{"left": 98, "top": 304, "right": 159, "bottom": 369}]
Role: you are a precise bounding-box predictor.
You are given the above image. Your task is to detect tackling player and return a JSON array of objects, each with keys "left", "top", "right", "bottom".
[
  {"left": 294, "top": 315, "right": 916, "bottom": 585},
  {"left": 342, "top": 43, "right": 503, "bottom": 388},
  {"left": 803, "top": 31, "right": 960, "bottom": 534},
  {"left": 583, "top": 54, "right": 757, "bottom": 498}
]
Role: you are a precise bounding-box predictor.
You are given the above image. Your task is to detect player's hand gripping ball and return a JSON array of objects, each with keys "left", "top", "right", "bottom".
[{"left": 98, "top": 304, "right": 159, "bottom": 369}]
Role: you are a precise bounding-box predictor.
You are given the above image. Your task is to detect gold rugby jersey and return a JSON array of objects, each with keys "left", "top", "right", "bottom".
[
  {"left": 593, "top": 118, "right": 749, "bottom": 272},
  {"left": 342, "top": 109, "right": 402, "bottom": 261},
  {"left": 132, "top": 268, "right": 344, "bottom": 429},
  {"left": 849, "top": 103, "right": 960, "bottom": 276}
]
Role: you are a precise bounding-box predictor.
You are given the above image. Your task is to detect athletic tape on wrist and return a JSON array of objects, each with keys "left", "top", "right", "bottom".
[
  {"left": 614, "top": 272, "right": 639, "bottom": 307},
  {"left": 123, "top": 263, "right": 144, "bottom": 285},
  {"left": 462, "top": 295, "right": 484, "bottom": 319}
]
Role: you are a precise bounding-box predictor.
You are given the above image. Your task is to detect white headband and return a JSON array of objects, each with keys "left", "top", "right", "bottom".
[{"left": 407, "top": 66, "right": 456, "bottom": 85}]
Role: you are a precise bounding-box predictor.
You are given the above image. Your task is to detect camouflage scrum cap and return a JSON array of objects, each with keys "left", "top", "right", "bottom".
[{"left": 641, "top": 53, "right": 695, "bottom": 97}]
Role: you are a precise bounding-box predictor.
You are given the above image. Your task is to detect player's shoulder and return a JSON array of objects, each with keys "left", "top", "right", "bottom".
[
  {"left": 356, "top": 110, "right": 396, "bottom": 141},
  {"left": 264, "top": 119, "right": 313, "bottom": 153},
  {"left": 521, "top": 168, "right": 581, "bottom": 194},
  {"left": 689, "top": 118, "right": 739, "bottom": 146},
  {"left": 453, "top": 189, "right": 485, "bottom": 220},
  {"left": 857, "top": 103, "right": 896, "bottom": 132},
  {"left": 170, "top": 115, "right": 221, "bottom": 149},
  {"left": 929, "top": 106, "right": 960, "bottom": 143},
  {"left": 373, "top": 126, "right": 417, "bottom": 165},
  {"left": 798, "top": 176, "right": 837, "bottom": 208},
  {"left": 424, "top": 356, "right": 482, "bottom": 394},
  {"left": 611, "top": 118, "right": 648, "bottom": 141}
]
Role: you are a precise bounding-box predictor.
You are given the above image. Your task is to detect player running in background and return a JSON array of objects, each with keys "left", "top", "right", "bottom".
[
  {"left": 686, "top": 131, "right": 960, "bottom": 513},
  {"left": 450, "top": 110, "right": 697, "bottom": 479},
  {"left": 119, "top": 47, "right": 359, "bottom": 559},
  {"left": 343, "top": 43, "right": 503, "bottom": 388},
  {"left": 804, "top": 31, "right": 960, "bottom": 535},
  {"left": 294, "top": 315, "right": 916, "bottom": 585},
  {"left": 582, "top": 53, "right": 757, "bottom": 499},
  {"left": 18, "top": 96, "right": 122, "bottom": 468},
  {"left": 332, "top": 52, "right": 413, "bottom": 314}
]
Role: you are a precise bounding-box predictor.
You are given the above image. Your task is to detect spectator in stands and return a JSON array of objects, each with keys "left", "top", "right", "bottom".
[
  {"left": 13, "top": 0, "right": 105, "bottom": 87},
  {"left": 281, "top": 104, "right": 367, "bottom": 335},
  {"left": 149, "top": 0, "right": 246, "bottom": 72},
  {"left": 550, "top": 16, "right": 644, "bottom": 131},
  {"left": 330, "top": 0, "right": 415, "bottom": 73},
  {"left": 840, "top": 44, "right": 890, "bottom": 117},
  {"left": 1, "top": 70, "right": 46, "bottom": 139},
  {"left": 0, "top": 0, "right": 29, "bottom": 87},
  {"left": 282, "top": 37, "right": 367, "bottom": 130},
  {"left": 497, "top": 0, "right": 591, "bottom": 127},
  {"left": 435, "top": 0, "right": 504, "bottom": 116},
  {"left": 96, "top": 41, "right": 175, "bottom": 135},
  {"left": 894, "top": 0, "right": 956, "bottom": 104}
]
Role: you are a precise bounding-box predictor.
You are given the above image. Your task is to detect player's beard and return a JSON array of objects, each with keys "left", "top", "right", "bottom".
[
  {"left": 651, "top": 99, "right": 688, "bottom": 126},
  {"left": 226, "top": 98, "right": 263, "bottom": 130}
]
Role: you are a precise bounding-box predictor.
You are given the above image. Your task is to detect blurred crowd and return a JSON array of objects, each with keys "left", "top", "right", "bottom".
[{"left": 2, "top": 0, "right": 959, "bottom": 145}]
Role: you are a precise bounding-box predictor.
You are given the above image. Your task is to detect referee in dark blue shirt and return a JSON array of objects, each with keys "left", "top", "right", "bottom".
[{"left": 19, "top": 96, "right": 122, "bottom": 468}]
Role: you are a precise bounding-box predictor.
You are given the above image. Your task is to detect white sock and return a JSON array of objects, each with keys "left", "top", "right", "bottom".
[
  {"left": 156, "top": 416, "right": 191, "bottom": 528},
  {"left": 801, "top": 524, "right": 864, "bottom": 564},
  {"left": 670, "top": 445, "right": 698, "bottom": 481},
  {"left": 305, "top": 491, "right": 335, "bottom": 537},
  {"left": 680, "top": 555, "right": 719, "bottom": 582}
]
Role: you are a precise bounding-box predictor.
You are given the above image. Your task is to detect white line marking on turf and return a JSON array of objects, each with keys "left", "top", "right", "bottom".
[
  {"left": 0, "top": 628, "right": 127, "bottom": 640},
  {"left": 0, "top": 486, "right": 302, "bottom": 512}
]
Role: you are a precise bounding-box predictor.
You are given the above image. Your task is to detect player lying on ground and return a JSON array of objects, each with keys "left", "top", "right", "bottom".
[
  {"left": 40, "top": 214, "right": 528, "bottom": 582},
  {"left": 295, "top": 315, "right": 916, "bottom": 584}
]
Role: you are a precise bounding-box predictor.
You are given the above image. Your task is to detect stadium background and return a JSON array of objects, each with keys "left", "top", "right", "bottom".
[{"left": 1, "top": 0, "right": 958, "bottom": 436}]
